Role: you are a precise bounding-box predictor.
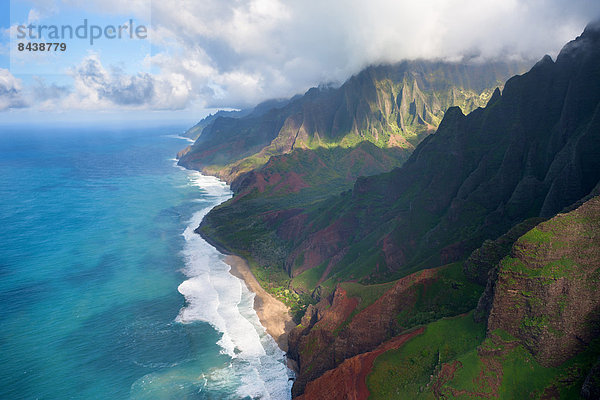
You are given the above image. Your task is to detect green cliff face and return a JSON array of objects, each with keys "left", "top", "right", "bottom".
[
  {"left": 180, "top": 98, "right": 291, "bottom": 140},
  {"left": 181, "top": 109, "right": 248, "bottom": 140},
  {"left": 488, "top": 195, "right": 600, "bottom": 367},
  {"left": 178, "top": 60, "right": 525, "bottom": 182}
]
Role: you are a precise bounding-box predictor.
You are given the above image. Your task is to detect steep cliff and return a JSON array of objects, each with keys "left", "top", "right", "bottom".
[
  {"left": 179, "top": 60, "right": 524, "bottom": 182},
  {"left": 488, "top": 195, "right": 600, "bottom": 367},
  {"left": 183, "top": 24, "right": 600, "bottom": 398}
]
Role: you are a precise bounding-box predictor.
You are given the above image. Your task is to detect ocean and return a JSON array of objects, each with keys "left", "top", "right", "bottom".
[{"left": 0, "top": 125, "right": 292, "bottom": 399}]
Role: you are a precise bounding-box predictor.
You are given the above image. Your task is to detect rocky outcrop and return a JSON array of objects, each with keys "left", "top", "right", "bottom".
[
  {"left": 463, "top": 218, "right": 544, "bottom": 286},
  {"left": 467, "top": 218, "right": 545, "bottom": 324},
  {"left": 288, "top": 268, "right": 439, "bottom": 396},
  {"left": 176, "top": 145, "right": 191, "bottom": 159},
  {"left": 487, "top": 195, "right": 600, "bottom": 367}
]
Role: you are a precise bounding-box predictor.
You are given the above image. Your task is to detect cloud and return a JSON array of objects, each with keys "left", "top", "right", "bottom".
[
  {"left": 72, "top": 55, "right": 153, "bottom": 105},
  {"left": 143, "top": 0, "right": 600, "bottom": 107},
  {"left": 14, "top": 0, "right": 600, "bottom": 113},
  {"left": 0, "top": 69, "right": 27, "bottom": 111},
  {"left": 31, "top": 77, "right": 71, "bottom": 101},
  {"left": 66, "top": 54, "right": 192, "bottom": 110}
]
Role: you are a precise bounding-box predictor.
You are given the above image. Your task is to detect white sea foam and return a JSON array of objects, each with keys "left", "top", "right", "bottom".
[
  {"left": 170, "top": 158, "right": 189, "bottom": 172},
  {"left": 163, "top": 134, "right": 195, "bottom": 143},
  {"left": 175, "top": 171, "right": 293, "bottom": 399}
]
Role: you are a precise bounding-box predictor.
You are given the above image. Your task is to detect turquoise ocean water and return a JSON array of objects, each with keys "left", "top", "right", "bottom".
[{"left": 0, "top": 125, "right": 292, "bottom": 399}]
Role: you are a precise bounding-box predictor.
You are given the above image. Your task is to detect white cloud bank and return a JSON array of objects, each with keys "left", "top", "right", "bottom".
[
  {"left": 67, "top": 54, "right": 191, "bottom": 110},
  {"left": 0, "top": 69, "right": 27, "bottom": 111},
  {"left": 4, "top": 0, "right": 600, "bottom": 113}
]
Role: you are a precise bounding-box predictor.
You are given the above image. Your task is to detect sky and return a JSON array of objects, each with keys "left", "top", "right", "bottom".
[{"left": 1, "top": 0, "right": 600, "bottom": 125}]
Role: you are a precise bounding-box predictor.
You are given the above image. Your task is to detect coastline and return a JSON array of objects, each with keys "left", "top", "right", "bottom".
[
  {"left": 196, "top": 223, "right": 296, "bottom": 353},
  {"left": 224, "top": 254, "right": 296, "bottom": 353},
  {"left": 185, "top": 168, "right": 296, "bottom": 364}
]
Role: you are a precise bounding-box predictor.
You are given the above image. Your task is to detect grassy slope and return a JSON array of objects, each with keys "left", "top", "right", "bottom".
[
  {"left": 367, "top": 315, "right": 600, "bottom": 399},
  {"left": 336, "top": 262, "right": 484, "bottom": 338},
  {"left": 367, "top": 314, "right": 486, "bottom": 399},
  {"left": 395, "top": 263, "right": 483, "bottom": 329},
  {"left": 341, "top": 263, "right": 483, "bottom": 347}
]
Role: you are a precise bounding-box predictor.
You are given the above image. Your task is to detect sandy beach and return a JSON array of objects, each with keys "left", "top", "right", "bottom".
[{"left": 225, "top": 255, "right": 296, "bottom": 352}]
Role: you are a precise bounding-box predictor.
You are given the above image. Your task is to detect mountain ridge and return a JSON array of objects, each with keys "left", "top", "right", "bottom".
[{"left": 178, "top": 60, "right": 526, "bottom": 182}]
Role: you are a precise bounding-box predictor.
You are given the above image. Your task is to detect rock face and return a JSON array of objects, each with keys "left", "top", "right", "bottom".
[
  {"left": 488, "top": 195, "right": 600, "bottom": 367},
  {"left": 179, "top": 61, "right": 524, "bottom": 182},
  {"left": 463, "top": 218, "right": 544, "bottom": 286}
]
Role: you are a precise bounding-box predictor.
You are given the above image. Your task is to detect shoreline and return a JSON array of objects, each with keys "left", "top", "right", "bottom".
[
  {"left": 224, "top": 254, "right": 296, "bottom": 354},
  {"left": 183, "top": 167, "right": 297, "bottom": 367}
]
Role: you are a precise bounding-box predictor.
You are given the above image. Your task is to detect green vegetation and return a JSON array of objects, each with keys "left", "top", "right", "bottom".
[
  {"left": 501, "top": 255, "right": 579, "bottom": 280},
  {"left": 396, "top": 263, "right": 484, "bottom": 329},
  {"left": 520, "top": 227, "right": 554, "bottom": 244},
  {"left": 339, "top": 281, "right": 396, "bottom": 313},
  {"left": 200, "top": 142, "right": 410, "bottom": 291},
  {"left": 250, "top": 261, "right": 316, "bottom": 322},
  {"left": 520, "top": 315, "right": 549, "bottom": 332},
  {"left": 291, "top": 262, "right": 327, "bottom": 292},
  {"left": 367, "top": 318, "right": 600, "bottom": 399},
  {"left": 367, "top": 314, "right": 486, "bottom": 399},
  {"left": 329, "top": 280, "right": 397, "bottom": 336},
  {"left": 440, "top": 331, "right": 600, "bottom": 399},
  {"left": 328, "top": 263, "right": 483, "bottom": 339},
  {"left": 463, "top": 217, "right": 545, "bottom": 284}
]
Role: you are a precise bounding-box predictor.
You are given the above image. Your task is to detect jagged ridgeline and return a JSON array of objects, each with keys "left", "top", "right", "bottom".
[{"left": 178, "top": 60, "right": 526, "bottom": 182}]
